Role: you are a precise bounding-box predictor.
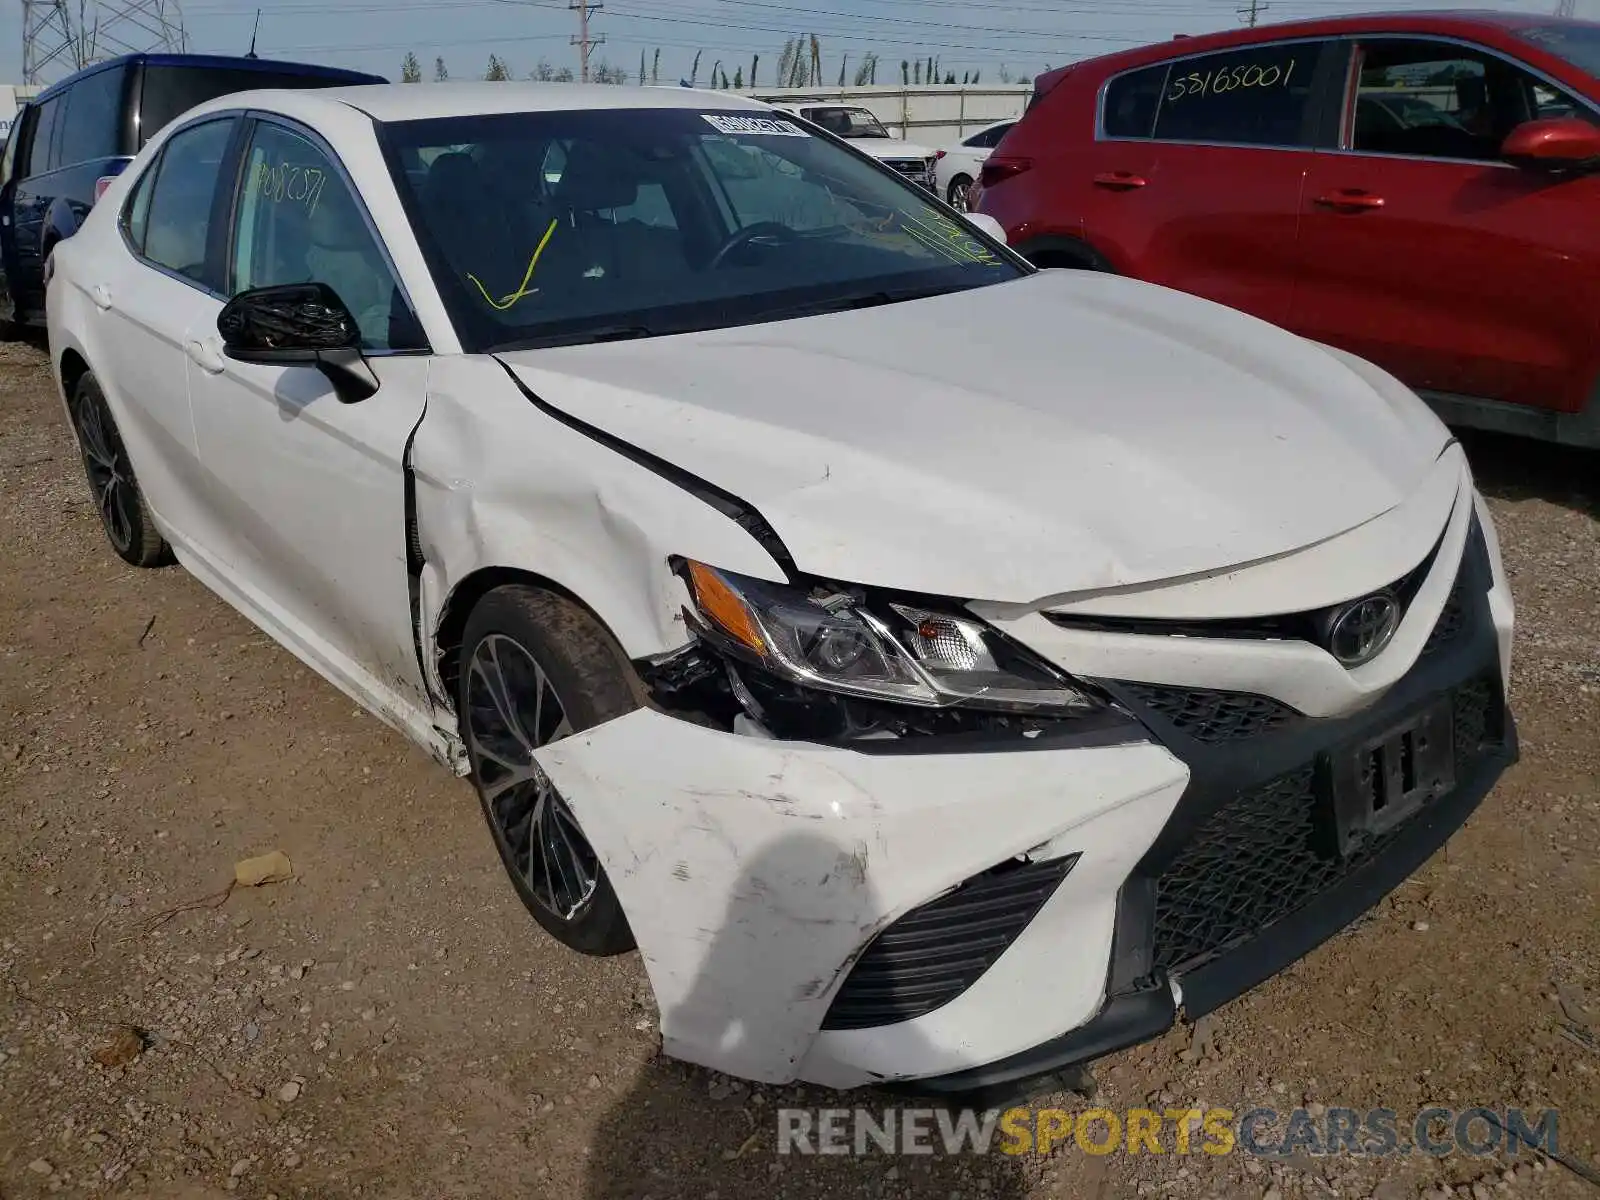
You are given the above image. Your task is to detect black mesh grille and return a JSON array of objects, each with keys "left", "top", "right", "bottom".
[
  {"left": 1120, "top": 683, "right": 1299, "bottom": 744},
  {"left": 1151, "top": 680, "right": 1500, "bottom": 975},
  {"left": 1422, "top": 574, "right": 1469, "bottom": 660},
  {"left": 822, "top": 855, "right": 1078, "bottom": 1031}
]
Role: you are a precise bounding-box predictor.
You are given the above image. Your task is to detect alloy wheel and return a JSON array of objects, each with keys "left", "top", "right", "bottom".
[
  {"left": 464, "top": 633, "right": 598, "bottom": 921},
  {"left": 74, "top": 390, "right": 136, "bottom": 554},
  {"left": 950, "top": 179, "right": 972, "bottom": 211}
]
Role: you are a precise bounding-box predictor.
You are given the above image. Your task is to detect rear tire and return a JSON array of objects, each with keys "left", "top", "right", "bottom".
[
  {"left": 69, "top": 372, "right": 170, "bottom": 567},
  {"left": 458, "top": 585, "right": 638, "bottom": 957},
  {"left": 947, "top": 174, "right": 974, "bottom": 211}
]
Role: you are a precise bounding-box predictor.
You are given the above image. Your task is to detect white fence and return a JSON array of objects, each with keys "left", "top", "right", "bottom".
[{"left": 741, "top": 84, "right": 1034, "bottom": 146}]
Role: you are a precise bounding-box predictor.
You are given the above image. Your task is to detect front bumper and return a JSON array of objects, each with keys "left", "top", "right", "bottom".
[{"left": 533, "top": 487, "right": 1516, "bottom": 1094}]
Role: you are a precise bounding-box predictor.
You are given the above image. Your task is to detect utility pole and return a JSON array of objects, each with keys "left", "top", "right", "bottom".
[
  {"left": 1555, "top": 0, "right": 1576, "bottom": 17},
  {"left": 1236, "top": 0, "right": 1268, "bottom": 26},
  {"left": 570, "top": 0, "right": 604, "bottom": 84}
]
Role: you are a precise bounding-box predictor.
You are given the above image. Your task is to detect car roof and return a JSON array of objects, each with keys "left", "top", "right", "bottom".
[
  {"left": 32, "top": 53, "right": 383, "bottom": 103},
  {"left": 1043, "top": 10, "right": 1599, "bottom": 84},
  {"left": 250, "top": 81, "right": 774, "bottom": 124}
]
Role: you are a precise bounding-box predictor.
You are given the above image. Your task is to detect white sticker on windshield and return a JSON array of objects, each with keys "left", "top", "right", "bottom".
[{"left": 701, "top": 113, "right": 808, "bottom": 137}]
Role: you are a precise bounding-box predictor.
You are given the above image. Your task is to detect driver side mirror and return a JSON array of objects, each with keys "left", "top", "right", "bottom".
[
  {"left": 1501, "top": 117, "right": 1600, "bottom": 173},
  {"left": 961, "top": 211, "right": 1008, "bottom": 244},
  {"left": 217, "top": 282, "right": 379, "bottom": 403}
]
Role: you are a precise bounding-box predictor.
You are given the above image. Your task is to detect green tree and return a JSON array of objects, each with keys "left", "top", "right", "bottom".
[
  {"left": 720, "top": 68, "right": 730, "bottom": 88},
  {"left": 485, "top": 54, "right": 510, "bottom": 81},
  {"left": 553, "top": 65, "right": 574, "bottom": 82},
  {"left": 689, "top": 50, "right": 702, "bottom": 85},
  {"left": 853, "top": 54, "right": 875, "bottom": 86},
  {"left": 901, "top": 59, "right": 909, "bottom": 84},
  {"left": 838, "top": 53, "right": 847, "bottom": 86},
  {"left": 749, "top": 53, "right": 758, "bottom": 87},
  {"left": 913, "top": 60, "right": 922, "bottom": 84},
  {"left": 733, "top": 66, "right": 744, "bottom": 88},
  {"left": 653, "top": 48, "right": 661, "bottom": 84},
  {"left": 401, "top": 52, "right": 422, "bottom": 82},
  {"left": 434, "top": 56, "right": 449, "bottom": 81},
  {"left": 531, "top": 58, "right": 555, "bottom": 81}
]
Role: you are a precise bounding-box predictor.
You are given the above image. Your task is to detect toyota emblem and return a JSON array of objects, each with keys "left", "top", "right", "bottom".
[{"left": 1327, "top": 593, "right": 1400, "bottom": 666}]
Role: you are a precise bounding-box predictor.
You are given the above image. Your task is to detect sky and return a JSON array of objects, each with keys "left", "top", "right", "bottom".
[{"left": 5, "top": 0, "right": 1599, "bottom": 87}]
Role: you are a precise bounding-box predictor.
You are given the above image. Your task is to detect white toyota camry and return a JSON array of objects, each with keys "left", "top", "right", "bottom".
[{"left": 47, "top": 82, "right": 1516, "bottom": 1098}]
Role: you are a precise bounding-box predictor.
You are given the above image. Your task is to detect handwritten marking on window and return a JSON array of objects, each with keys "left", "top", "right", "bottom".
[
  {"left": 253, "top": 160, "right": 328, "bottom": 216},
  {"left": 466, "top": 218, "right": 561, "bottom": 310},
  {"left": 1166, "top": 58, "right": 1298, "bottom": 102}
]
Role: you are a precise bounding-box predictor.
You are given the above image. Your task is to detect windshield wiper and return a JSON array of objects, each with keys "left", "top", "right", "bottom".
[
  {"left": 489, "top": 323, "right": 656, "bottom": 352},
  {"left": 749, "top": 284, "right": 967, "bottom": 324}
]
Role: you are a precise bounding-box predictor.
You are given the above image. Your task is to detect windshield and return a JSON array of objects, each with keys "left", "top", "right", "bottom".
[
  {"left": 803, "top": 106, "right": 891, "bottom": 138},
  {"left": 379, "top": 108, "right": 1020, "bottom": 353},
  {"left": 1516, "top": 21, "right": 1600, "bottom": 80}
]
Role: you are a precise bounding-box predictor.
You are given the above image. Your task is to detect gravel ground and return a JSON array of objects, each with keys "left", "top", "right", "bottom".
[{"left": 0, "top": 336, "right": 1596, "bottom": 1200}]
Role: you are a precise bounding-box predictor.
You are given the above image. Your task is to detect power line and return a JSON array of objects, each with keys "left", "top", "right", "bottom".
[{"left": 1237, "top": 0, "right": 1268, "bottom": 26}]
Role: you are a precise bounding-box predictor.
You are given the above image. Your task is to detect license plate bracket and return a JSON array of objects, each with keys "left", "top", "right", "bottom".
[{"left": 1327, "top": 700, "right": 1455, "bottom": 857}]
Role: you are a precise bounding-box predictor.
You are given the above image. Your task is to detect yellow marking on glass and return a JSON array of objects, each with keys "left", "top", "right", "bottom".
[{"left": 466, "top": 217, "right": 561, "bottom": 311}]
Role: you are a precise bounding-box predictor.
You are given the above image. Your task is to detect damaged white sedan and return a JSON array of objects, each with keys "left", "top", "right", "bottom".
[{"left": 47, "top": 82, "right": 1517, "bottom": 1098}]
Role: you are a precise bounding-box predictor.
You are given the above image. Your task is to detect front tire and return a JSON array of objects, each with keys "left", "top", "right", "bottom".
[
  {"left": 458, "top": 585, "right": 637, "bottom": 956},
  {"left": 69, "top": 372, "right": 170, "bottom": 567}
]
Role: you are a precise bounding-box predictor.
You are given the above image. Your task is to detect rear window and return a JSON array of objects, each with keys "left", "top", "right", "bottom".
[
  {"left": 1103, "top": 42, "right": 1322, "bottom": 147},
  {"left": 138, "top": 66, "right": 355, "bottom": 147}
]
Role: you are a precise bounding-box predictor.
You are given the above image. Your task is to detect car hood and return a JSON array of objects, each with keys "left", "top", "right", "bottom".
[
  {"left": 856, "top": 138, "right": 937, "bottom": 158},
  {"left": 495, "top": 270, "right": 1451, "bottom": 604}
]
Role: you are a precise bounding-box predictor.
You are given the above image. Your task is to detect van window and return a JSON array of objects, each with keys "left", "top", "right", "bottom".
[
  {"left": 27, "top": 95, "right": 65, "bottom": 175},
  {"left": 58, "top": 66, "right": 126, "bottom": 166},
  {"left": 139, "top": 66, "right": 353, "bottom": 147}
]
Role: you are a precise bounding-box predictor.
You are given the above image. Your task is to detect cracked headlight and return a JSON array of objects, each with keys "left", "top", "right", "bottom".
[{"left": 681, "top": 560, "right": 1099, "bottom": 714}]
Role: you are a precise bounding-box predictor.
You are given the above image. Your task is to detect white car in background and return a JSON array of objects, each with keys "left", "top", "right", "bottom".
[
  {"left": 769, "top": 101, "right": 941, "bottom": 192},
  {"left": 936, "top": 119, "right": 1017, "bottom": 210},
  {"left": 47, "top": 82, "right": 1516, "bottom": 1100}
]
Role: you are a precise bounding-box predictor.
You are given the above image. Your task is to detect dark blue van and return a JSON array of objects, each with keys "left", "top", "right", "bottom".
[{"left": 0, "top": 53, "right": 385, "bottom": 336}]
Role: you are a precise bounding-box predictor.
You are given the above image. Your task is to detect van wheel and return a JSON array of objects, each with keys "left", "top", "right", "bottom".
[
  {"left": 458, "top": 585, "right": 637, "bottom": 957},
  {"left": 947, "top": 174, "right": 974, "bottom": 211},
  {"left": 69, "top": 372, "right": 170, "bottom": 567}
]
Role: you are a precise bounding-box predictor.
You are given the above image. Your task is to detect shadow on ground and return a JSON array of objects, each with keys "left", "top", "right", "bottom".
[
  {"left": 1457, "top": 428, "right": 1597, "bottom": 518},
  {"left": 582, "top": 832, "right": 1031, "bottom": 1199}
]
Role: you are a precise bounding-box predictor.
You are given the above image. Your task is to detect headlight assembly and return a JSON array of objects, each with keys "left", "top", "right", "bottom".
[{"left": 681, "top": 560, "right": 1099, "bottom": 714}]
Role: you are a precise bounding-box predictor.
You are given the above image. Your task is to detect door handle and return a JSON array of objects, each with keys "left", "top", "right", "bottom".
[
  {"left": 90, "top": 283, "right": 112, "bottom": 311},
  {"left": 1093, "top": 171, "right": 1148, "bottom": 190},
  {"left": 1312, "top": 190, "right": 1385, "bottom": 212},
  {"left": 185, "top": 336, "right": 226, "bottom": 375}
]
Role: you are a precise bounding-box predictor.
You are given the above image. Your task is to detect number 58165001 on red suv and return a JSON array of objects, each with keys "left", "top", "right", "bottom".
[{"left": 975, "top": 12, "right": 1600, "bottom": 449}]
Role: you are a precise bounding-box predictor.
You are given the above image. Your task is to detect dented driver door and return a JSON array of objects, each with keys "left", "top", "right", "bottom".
[{"left": 182, "top": 116, "right": 436, "bottom": 720}]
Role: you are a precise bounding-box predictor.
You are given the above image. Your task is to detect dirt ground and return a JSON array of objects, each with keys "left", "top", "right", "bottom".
[{"left": 0, "top": 336, "right": 1596, "bottom": 1200}]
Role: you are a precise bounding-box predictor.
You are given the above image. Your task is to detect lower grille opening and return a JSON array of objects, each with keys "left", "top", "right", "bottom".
[
  {"left": 1120, "top": 683, "right": 1299, "bottom": 744},
  {"left": 821, "top": 854, "right": 1078, "bottom": 1031},
  {"left": 1150, "top": 679, "right": 1501, "bottom": 976}
]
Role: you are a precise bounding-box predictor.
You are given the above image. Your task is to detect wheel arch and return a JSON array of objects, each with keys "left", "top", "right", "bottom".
[
  {"left": 1013, "top": 234, "right": 1117, "bottom": 273},
  {"left": 431, "top": 565, "right": 651, "bottom": 715}
]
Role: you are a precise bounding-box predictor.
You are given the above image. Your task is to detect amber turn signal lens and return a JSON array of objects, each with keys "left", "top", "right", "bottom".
[{"left": 686, "top": 561, "right": 768, "bottom": 656}]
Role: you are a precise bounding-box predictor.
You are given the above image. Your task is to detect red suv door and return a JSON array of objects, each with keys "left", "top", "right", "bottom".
[
  {"left": 1291, "top": 36, "right": 1600, "bottom": 417},
  {"left": 989, "top": 38, "right": 1340, "bottom": 328}
]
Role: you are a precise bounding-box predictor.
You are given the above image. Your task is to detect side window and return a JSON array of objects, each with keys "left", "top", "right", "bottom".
[
  {"left": 120, "top": 157, "right": 159, "bottom": 254},
  {"left": 1350, "top": 40, "right": 1593, "bottom": 161},
  {"left": 1103, "top": 64, "right": 1169, "bottom": 139},
  {"left": 968, "top": 123, "right": 1013, "bottom": 148},
  {"left": 609, "top": 182, "right": 677, "bottom": 228},
  {"left": 1150, "top": 43, "right": 1321, "bottom": 146},
  {"left": 0, "top": 109, "right": 25, "bottom": 186},
  {"left": 57, "top": 66, "right": 124, "bottom": 166},
  {"left": 28, "top": 95, "right": 64, "bottom": 174},
  {"left": 141, "top": 118, "right": 234, "bottom": 284},
  {"left": 231, "top": 121, "right": 418, "bottom": 351}
]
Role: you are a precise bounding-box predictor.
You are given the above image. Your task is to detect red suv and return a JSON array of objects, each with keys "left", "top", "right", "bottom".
[{"left": 976, "top": 12, "right": 1600, "bottom": 448}]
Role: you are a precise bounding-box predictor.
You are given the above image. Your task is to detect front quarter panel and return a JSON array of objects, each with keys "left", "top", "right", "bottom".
[{"left": 412, "top": 356, "right": 790, "bottom": 689}]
